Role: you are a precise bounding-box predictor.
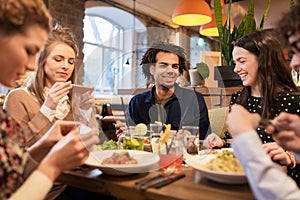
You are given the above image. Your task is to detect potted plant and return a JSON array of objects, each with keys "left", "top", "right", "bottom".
[{"left": 213, "top": 0, "right": 270, "bottom": 87}]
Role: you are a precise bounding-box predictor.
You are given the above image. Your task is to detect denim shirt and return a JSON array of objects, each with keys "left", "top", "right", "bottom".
[{"left": 126, "top": 84, "right": 211, "bottom": 139}]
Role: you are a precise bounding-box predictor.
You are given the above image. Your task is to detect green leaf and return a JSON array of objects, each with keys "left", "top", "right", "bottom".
[
  {"left": 290, "top": 0, "right": 295, "bottom": 8},
  {"left": 259, "top": 0, "right": 270, "bottom": 30},
  {"left": 214, "top": 0, "right": 224, "bottom": 64},
  {"left": 239, "top": 0, "right": 256, "bottom": 35},
  {"left": 214, "top": 0, "right": 270, "bottom": 66},
  {"left": 196, "top": 62, "right": 209, "bottom": 79}
]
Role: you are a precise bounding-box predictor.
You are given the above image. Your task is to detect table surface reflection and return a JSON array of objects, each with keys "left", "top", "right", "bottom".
[{"left": 57, "top": 166, "right": 254, "bottom": 200}]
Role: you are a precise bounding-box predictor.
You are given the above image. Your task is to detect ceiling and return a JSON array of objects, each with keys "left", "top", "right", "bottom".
[{"left": 86, "top": 0, "right": 291, "bottom": 33}]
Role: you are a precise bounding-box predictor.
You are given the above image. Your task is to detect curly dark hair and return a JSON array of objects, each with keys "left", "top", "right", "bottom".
[
  {"left": 140, "top": 42, "right": 187, "bottom": 80},
  {"left": 234, "top": 30, "right": 298, "bottom": 118},
  {"left": 277, "top": 3, "right": 300, "bottom": 47}
]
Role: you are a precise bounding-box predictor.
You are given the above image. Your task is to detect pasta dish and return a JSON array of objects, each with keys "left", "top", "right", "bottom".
[{"left": 201, "top": 150, "right": 244, "bottom": 174}]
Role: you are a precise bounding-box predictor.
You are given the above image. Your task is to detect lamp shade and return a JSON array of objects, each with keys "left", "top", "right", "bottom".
[
  {"left": 172, "top": 0, "right": 212, "bottom": 26},
  {"left": 199, "top": 13, "right": 234, "bottom": 37}
]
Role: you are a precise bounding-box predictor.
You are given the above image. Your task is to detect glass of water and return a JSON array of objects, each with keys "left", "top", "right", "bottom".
[{"left": 181, "top": 126, "right": 199, "bottom": 155}]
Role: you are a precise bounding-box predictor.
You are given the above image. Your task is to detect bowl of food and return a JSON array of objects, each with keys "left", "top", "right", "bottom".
[
  {"left": 85, "top": 150, "right": 160, "bottom": 176},
  {"left": 185, "top": 148, "right": 247, "bottom": 184}
]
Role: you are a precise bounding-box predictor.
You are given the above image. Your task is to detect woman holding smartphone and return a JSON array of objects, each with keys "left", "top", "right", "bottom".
[{"left": 4, "top": 25, "right": 98, "bottom": 146}]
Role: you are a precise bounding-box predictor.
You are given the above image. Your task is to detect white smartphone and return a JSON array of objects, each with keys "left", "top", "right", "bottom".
[
  {"left": 79, "top": 124, "right": 92, "bottom": 134},
  {"left": 72, "top": 84, "right": 94, "bottom": 94}
]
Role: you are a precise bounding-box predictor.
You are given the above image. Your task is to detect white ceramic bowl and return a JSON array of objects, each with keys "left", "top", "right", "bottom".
[
  {"left": 85, "top": 150, "right": 160, "bottom": 176},
  {"left": 185, "top": 148, "right": 247, "bottom": 184}
]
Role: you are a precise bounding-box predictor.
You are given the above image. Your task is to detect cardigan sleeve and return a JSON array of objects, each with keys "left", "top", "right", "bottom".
[{"left": 4, "top": 89, "right": 53, "bottom": 146}]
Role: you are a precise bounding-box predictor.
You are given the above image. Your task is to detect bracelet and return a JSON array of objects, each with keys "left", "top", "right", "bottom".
[
  {"left": 222, "top": 139, "right": 226, "bottom": 147},
  {"left": 286, "top": 151, "right": 297, "bottom": 169}
]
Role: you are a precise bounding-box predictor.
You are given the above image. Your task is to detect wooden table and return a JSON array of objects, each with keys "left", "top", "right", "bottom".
[{"left": 58, "top": 166, "right": 254, "bottom": 200}]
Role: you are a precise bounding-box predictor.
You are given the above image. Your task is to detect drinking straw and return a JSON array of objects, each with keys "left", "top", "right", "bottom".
[{"left": 166, "top": 136, "right": 174, "bottom": 154}]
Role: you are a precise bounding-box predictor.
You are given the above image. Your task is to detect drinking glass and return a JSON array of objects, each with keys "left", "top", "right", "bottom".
[
  {"left": 150, "top": 123, "right": 163, "bottom": 137},
  {"left": 123, "top": 134, "right": 144, "bottom": 150},
  {"left": 151, "top": 134, "right": 183, "bottom": 174},
  {"left": 118, "top": 127, "right": 144, "bottom": 151},
  {"left": 181, "top": 126, "right": 200, "bottom": 155}
]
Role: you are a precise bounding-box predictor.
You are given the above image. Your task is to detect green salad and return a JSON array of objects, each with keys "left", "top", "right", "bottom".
[{"left": 96, "top": 140, "right": 118, "bottom": 150}]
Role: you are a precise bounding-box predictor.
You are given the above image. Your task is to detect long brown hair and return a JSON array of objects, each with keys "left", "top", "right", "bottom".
[
  {"left": 234, "top": 30, "right": 299, "bottom": 118},
  {"left": 27, "top": 26, "right": 78, "bottom": 105}
]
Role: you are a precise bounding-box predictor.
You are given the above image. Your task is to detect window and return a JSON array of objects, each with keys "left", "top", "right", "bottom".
[
  {"left": 84, "top": 4, "right": 215, "bottom": 93},
  {"left": 83, "top": 5, "right": 146, "bottom": 95},
  {"left": 190, "top": 36, "right": 211, "bottom": 68},
  {"left": 83, "top": 15, "right": 123, "bottom": 94}
]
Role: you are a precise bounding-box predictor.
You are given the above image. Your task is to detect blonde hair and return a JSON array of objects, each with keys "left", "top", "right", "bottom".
[
  {"left": 27, "top": 26, "right": 78, "bottom": 105},
  {"left": 0, "top": 0, "right": 51, "bottom": 34}
]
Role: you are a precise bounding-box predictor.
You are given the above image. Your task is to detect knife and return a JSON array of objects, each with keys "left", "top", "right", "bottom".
[
  {"left": 152, "top": 173, "right": 186, "bottom": 189},
  {"left": 140, "top": 173, "right": 185, "bottom": 190},
  {"left": 134, "top": 174, "right": 163, "bottom": 189}
]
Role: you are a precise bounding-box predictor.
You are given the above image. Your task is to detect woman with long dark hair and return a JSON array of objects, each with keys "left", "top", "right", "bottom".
[{"left": 205, "top": 30, "right": 300, "bottom": 186}]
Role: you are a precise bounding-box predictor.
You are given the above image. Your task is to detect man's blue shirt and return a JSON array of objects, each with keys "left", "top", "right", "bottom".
[{"left": 126, "top": 84, "right": 211, "bottom": 139}]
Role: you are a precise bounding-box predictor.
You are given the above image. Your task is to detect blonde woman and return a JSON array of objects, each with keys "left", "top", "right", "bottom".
[{"left": 4, "top": 26, "right": 97, "bottom": 147}]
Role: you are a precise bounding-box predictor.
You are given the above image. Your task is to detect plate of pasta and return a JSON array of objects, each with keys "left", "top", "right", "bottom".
[{"left": 185, "top": 148, "right": 247, "bottom": 184}]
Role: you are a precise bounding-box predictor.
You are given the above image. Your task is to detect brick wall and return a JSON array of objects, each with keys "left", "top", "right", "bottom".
[{"left": 46, "top": 0, "right": 85, "bottom": 84}]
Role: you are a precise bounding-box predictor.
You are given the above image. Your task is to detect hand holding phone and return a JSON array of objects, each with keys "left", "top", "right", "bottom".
[
  {"left": 78, "top": 124, "right": 92, "bottom": 134},
  {"left": 72, "top": 84, "right": 93, "bottom": 94}
]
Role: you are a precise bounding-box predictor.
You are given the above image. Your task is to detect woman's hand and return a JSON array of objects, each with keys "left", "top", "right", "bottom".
[
  {"left": 79, "top": 89, "right": 94, "bottom": 110},
  {"left": 115, "top": 120, "right": 126, "bottom": 138},
  {"left": 44, "top": 81, "right": 72, "bottom": 109},
  {"left": 203, "top": 133, "right": 223, "bottom": 149},
  {"left": 262, "top": 142, "right": 292, "bottom": 166},
  {"left": 226, "top": 104, "right": 261, "bottom": 138},
  {"left": 267, "top": 112, "right": 300, "bottom": 153},
  {"left": 37, "top": 130, "right": 99, "bottom": 182},
  {"left": 28, "top": 120, "right": 79, "bottom": 162}
]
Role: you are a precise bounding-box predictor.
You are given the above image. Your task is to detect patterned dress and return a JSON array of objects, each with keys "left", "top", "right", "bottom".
[
  {"left": 225, "top": 90, "right": 300, "bottom": 187},
  {"left": 0, "top": 108, "right": 28, "bottom": 199}
]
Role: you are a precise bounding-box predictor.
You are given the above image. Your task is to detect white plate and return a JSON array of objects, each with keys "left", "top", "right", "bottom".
[
  {"left": 185, "top": 148, "right": 247, "bottom": 184},
  {"left": 85, "top": 150, "right": 160, "bottom": 176}
]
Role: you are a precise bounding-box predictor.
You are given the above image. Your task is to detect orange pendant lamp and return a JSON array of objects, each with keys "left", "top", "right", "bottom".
[
  {"left": 199, "top": 12, "right": 233, "bottom": 37},
  {"left": 199, "top": 0, "right": 233, "bottom": 37},
  {"left": 172, "top": 0, "right": 212, "bottom": 26}
]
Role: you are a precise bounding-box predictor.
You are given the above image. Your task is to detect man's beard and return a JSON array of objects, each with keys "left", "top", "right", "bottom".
[{"left": 157, "top": 73, "right": 179, "bottom": 89}]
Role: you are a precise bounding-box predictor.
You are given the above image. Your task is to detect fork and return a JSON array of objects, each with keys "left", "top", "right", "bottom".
[
  {"left": 259, "top": 118, "right": 282, "bottom": 133},
  {"left": 135, "top": 165, "right": 177, "bottom": 190}
]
